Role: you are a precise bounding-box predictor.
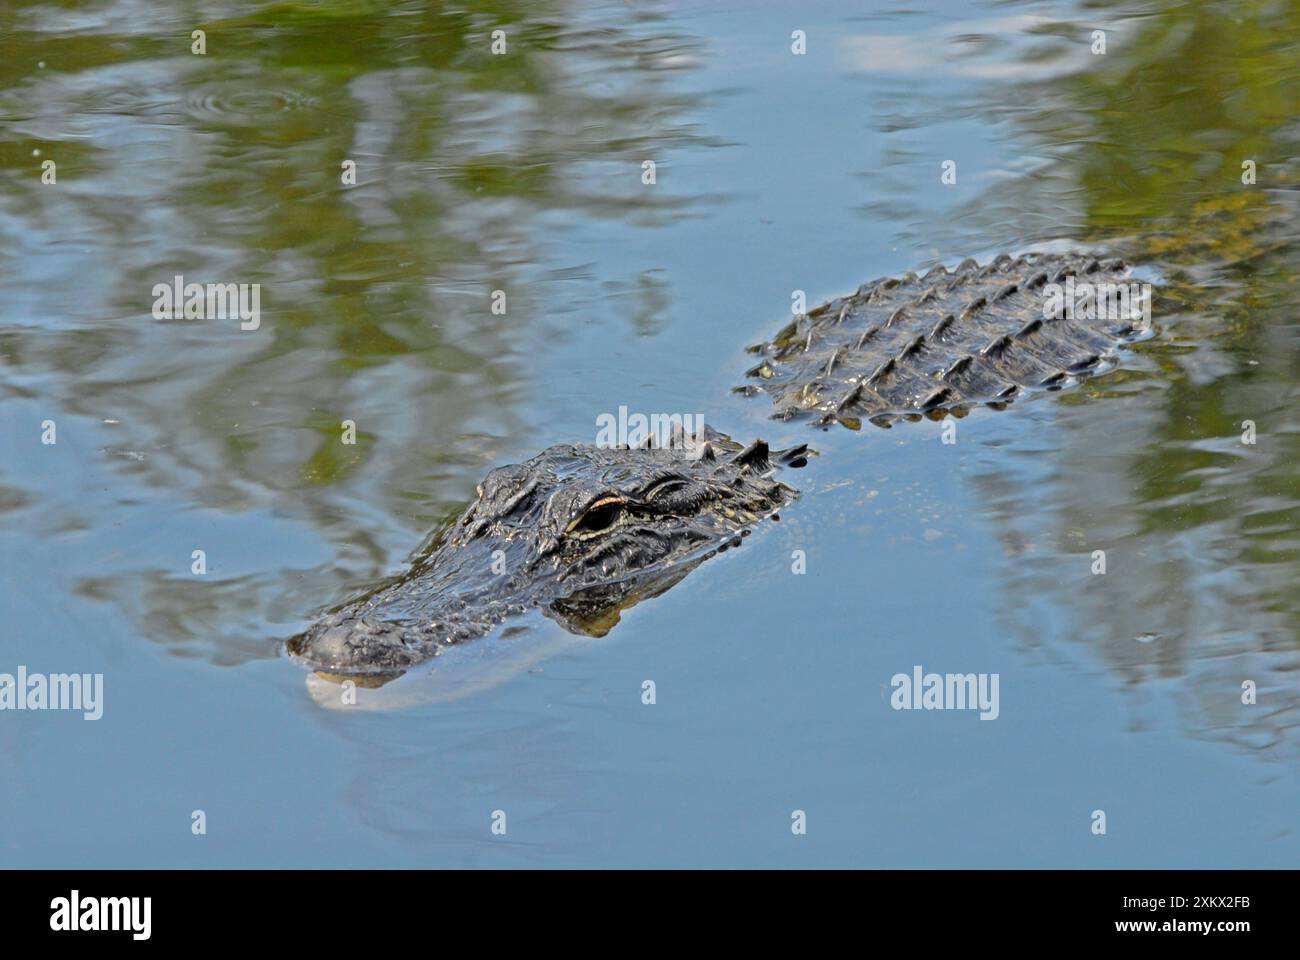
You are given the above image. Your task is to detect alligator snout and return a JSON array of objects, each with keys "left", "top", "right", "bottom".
[
  {"left": 291, "top": 431, "right": 805, "bottom": 676},
  {"left": 288, "top": 610, "right": 426, "bottom": 674}
]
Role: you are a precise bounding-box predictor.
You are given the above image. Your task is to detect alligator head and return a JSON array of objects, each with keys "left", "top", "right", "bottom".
[{"left": 288, "top": 429, "right": 808, "bottom": 679}]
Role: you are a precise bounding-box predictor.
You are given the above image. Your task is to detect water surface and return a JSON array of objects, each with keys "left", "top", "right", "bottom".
[{"left": 1, "top": 0, "right": 1297, "bottom": 866}]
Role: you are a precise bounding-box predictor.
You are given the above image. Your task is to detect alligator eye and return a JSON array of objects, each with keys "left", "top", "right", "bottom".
[{"left": 565, "top": 496, "right": 626, "bottom": 537}]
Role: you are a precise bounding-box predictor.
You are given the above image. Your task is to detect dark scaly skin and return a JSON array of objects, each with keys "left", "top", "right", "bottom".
[
  {"left": 289, "top": 430, "right": 807, "bottom": 677},
  {"left": 737, "top": 252, "right": 1152, "bottom": 428},
  {"left": 293, "top": 252, "right": 1153, "bottom": 679}
]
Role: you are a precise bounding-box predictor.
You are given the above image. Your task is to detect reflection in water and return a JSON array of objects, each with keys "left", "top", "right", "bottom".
[
  {"left": 2, "top": 0, "right": 1297, "bottom": 866},
  {"left": 892, "top": 0, "right": 1300, "bottom": 758},
  {"left": 975, "top": 336, "right": 1300, "bottom": 756},
  {"left": 0, "top": 1, "right": 715, "bottom": 664},
  {"left": 0, "top": 1, "right": 1295, "bottom": 744},
  {"left": 798, "top": 0, "right": 1299, "bottom": 759},
  {"left": 303, "top": 622, "right": 584, "bottom": 711}
]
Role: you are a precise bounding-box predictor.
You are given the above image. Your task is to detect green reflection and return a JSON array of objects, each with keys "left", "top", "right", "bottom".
[
  {"left": 0, "top": 0, "right": 711, "bottom": 663},
  {"left": 977, "top": 0, "right": 1300, "bottom": 756}
]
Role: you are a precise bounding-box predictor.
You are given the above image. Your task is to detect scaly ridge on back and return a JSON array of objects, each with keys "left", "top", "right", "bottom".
[{"left": 737, "top": 252, "right": 1152, "bottom": 428}]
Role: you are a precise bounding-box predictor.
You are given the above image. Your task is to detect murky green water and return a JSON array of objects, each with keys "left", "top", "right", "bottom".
[{"left": 1, "top": 0, "right": 1296, "bottom": 866}]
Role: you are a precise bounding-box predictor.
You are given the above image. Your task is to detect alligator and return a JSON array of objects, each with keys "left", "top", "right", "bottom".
[
  {"left": 289, "top": 251, "right": 1151, "bottom": 678},
  {"left": 289, "top": 430, "right": 810, "bottom": 675}
]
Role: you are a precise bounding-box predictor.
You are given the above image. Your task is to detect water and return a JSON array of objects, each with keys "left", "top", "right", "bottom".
[{"left": 1, "top": 0, "right": 1296, "bottom": 866}]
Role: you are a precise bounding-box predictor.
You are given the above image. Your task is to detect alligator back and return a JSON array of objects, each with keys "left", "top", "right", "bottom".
[{"left": 738, "top": 252, "right": 1153, "bottom": 428}]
